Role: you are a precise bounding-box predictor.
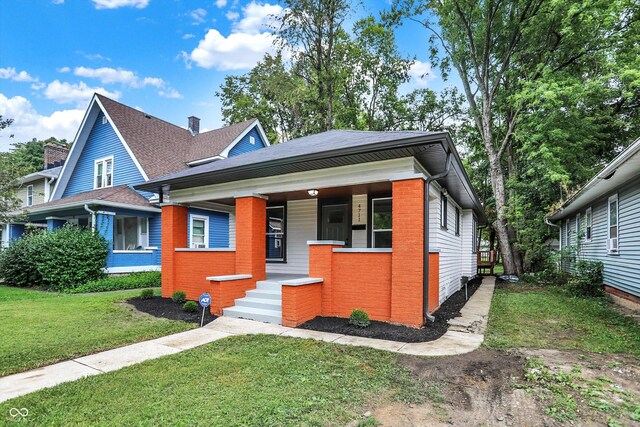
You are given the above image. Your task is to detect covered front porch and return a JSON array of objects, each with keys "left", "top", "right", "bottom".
[{"left": 161, "top": 159, "right": 441, "bottom": 328}]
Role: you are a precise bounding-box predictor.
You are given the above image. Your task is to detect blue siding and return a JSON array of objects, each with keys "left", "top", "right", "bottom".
[
  {"left": 149, "top": 214, "right": 162, "bottom": 265},
  {"left": 47, "top": 219, "right": 66, "bottom": 231},
  {"left": 561, "top": 176, "right": 640, "bottom": 298},
  {"left": 228, "top": 127, "right": 266, "bottom": 157},
  {"left": 187, "top": 208, "right": 230, "bottom": 248},
  {"left": 9, "top": 224, "right": 25, "bottom": 240},
  {"left": 63, "top": 112, "right": 147, "bottom": 197}
]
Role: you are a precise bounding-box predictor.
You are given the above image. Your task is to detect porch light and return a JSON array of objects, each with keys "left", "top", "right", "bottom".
[{"left": 307, "top": 189, "right": 319, "bottom": 197}]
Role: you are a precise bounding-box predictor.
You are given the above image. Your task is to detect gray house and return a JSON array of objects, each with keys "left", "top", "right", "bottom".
[{"left": 548, "top": 137, "right": 640, "bottom": 305}]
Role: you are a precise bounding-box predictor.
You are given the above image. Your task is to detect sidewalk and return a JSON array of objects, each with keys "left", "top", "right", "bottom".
[{"left": 0, "top": 277, "right": 495, "bottom": 403}]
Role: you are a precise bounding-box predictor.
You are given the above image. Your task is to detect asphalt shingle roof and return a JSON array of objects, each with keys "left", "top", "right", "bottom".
[{"left": 27, "top": 185, "right": 153, "bottom": 211}]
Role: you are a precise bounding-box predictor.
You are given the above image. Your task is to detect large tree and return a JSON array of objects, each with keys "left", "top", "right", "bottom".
[{"left": 392, "top": 0, "right": 639, "bottom": 274}]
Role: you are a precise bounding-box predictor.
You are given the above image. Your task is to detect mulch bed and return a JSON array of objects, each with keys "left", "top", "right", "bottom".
[
  {"left": 298, "top": 276, "right": 483, "bottom": 343},
  {"left": 127, "top": 296, "right": 217, "bottom": 325}
]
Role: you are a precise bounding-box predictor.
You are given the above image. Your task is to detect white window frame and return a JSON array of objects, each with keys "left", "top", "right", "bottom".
[
  {"left": 94, "top": 156, "right": 114, "bottom": 190},
  {"left": 371, "top": 197, "right": 392, "bottom": 249},
  {"left": 249, "top": 135, "right": 256, "bottom": 145},
  {"left": 607, "top": 194, "right": 619, "bottom": 254},
  {"left": 585, "top": 207, "right": 592, "bottom": 241},
  {"left": 102, "top": 115, "right": 108, "bottom": 125},
  {"left": 113, "top": 216, "right": 149, "bottom": 250},
  {"left": 190, "top": 215, "right": 209, "bottom": 249},
  {"left": 26, "top": 185, "right": 33, "bottom": 206},
  {"left": 440, "top": 192, "right": 448, "bottom": 229},
  {"left": 138, "top": 217, "right": 149, "bottom": 248}
]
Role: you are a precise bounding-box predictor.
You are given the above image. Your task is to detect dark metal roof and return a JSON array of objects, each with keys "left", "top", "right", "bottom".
[{"left": 137, "top": 130, "right": 486, "bottom": 222}]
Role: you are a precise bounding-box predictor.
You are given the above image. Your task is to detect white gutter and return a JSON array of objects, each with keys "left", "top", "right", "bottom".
[{"left": 83, "top": 204, "right": 97, "bottom": 231}]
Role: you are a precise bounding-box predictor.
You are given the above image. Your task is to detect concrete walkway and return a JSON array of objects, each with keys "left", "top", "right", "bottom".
[{"left": 0, "top": 277, "right": 495, "bottom": 403}]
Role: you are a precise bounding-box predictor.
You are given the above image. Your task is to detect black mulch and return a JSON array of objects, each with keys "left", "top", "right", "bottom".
[
  {"left": 127, "top": 296, "right": 217, "bottom": 325},
  {"left": 298, "top": 276, "right": 483, "bottom": 343}
]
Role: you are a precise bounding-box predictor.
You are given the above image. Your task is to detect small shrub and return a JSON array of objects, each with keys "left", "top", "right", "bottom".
[
  {"left": 183, "top": 300, "right": 198, "bottom": 313},
  {"left": 568, "top": 260, "right": 605, "bottom": 297},
  {"left": 349, "top": 309, "right": 371, "bottom": 328},
  {"left": 172, "top": 290, "right": 187, "bottom": 304},
  {"left": 140, "top": 289, "right": 154, "bottom": 299},
  {"left": 69, "top": 271, "right": 161, "bottom": 293}
]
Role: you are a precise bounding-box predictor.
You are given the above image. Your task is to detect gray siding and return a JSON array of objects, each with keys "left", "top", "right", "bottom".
[
  {"left": 17, "top": 179, "right": 47, "bottom": 207},
  {"left": 562, "top": 176, "right": 640, "bottom": 297}
]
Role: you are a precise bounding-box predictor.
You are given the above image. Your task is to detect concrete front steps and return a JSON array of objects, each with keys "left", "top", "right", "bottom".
[{"left": 223, "top": 280, "right": 282, "bottom": 324}]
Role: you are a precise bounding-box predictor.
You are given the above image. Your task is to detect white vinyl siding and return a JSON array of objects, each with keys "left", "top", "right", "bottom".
[
  {"left": 460, "top": 210, "right": 477, "bottom": 278},
  {"left": 266, "top": 198, "right": 317, "bottom": 275}
]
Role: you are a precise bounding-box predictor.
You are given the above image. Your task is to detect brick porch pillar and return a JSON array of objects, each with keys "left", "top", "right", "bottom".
[
  {"left": 308, "top": 241, "right": 342, "bottom": 316},
  {"left": 235, "top": 196, "right": 266, "bottom": 281},
  {"left": 161, "top": 205, "right": 188, "bottom": 297},
  {"left": 390, "top": 178, "right": 425, "bottom": 327}
]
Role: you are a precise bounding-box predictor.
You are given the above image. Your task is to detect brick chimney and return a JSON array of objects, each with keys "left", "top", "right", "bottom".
[
  {"left": 188, "top": 116, "right": 200, "bottom": 135},
  {"left": 44, "top": 142, "right": 69, "bottom": 170}
]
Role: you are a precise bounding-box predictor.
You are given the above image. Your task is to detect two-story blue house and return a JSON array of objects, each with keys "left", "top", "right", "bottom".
[{"left": 21, "top": 93, "right": 269, "bottom": 273}]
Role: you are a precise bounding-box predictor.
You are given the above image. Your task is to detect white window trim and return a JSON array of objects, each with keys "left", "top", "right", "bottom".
[
  {"left": 607, "top": 194, "right": 619, "bottom": 254},
  {"left": 114, "top": 216, "right": 148, "bottom": 250},
  {"left": 585, "top": 207, "right": 592, "bottom": 242},
  {"left": 440, "top": 192, "right": 448, "bottom": 229},
  {"left": 371, "top": 197, "right": 392, "bottom": 249},
  {"left": 93, "top": 156, "right": 114, "bottom": 190},
  {"left": 249, "top": 135, "right": 256, "bottom": 145},
  {"left": 190, "top": 215, "right": 209, "bottom": 249},
  {"left": 26, "top": 185, "right": 33, "bottom": 207},
  {"left": 138, "top": 217, "right": 149, "bottom": 248}
]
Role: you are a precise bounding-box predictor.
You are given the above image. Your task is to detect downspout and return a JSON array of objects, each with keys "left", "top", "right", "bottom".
[
  {"left": 423, "top": 150, "right": 452, "bottom": 323},
  {"left": 84, "top": 204, "right": 97, "bottom": 231},
  {"left": 545, "top": 216, "right": 562, "bottom": 270}
]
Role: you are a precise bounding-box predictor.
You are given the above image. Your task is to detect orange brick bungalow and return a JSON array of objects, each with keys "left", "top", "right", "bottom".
[{"left": 137, "top": 130, "right": 486, "bottom": 328}]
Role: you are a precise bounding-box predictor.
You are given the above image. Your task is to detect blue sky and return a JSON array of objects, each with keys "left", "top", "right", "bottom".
[{"left": 0, "top": 0, "right": 444, "bottom": 151}]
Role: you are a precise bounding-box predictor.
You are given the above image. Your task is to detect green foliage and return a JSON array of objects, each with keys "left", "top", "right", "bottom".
[
  {"left": 568, "top": 260, "right": 605, "bottom": 298},
  {"left": 9, "top": 138, "right": 69, "bottom": 173},
  {"left": 140, "top": 289, "right": 155, "bottom": 300},
  {"left": 183, "top": 300, "right": 198, "bottom": 313},
  {"left": 0, "top": 225, "right": 108, "bottom": 291},
  {"left": 172, "top": 290, "right": 187, "bottom": 304},
  {"left": 68, "top": 271, "right": 161, "bottom": 294},
  {"left": 349, "top": 308, "right": 371, "bottom": 328}
]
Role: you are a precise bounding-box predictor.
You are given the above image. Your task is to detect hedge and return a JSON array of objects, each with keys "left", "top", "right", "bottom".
[{"left": 69, "top": 271, "right": 161, "bottom": 294}]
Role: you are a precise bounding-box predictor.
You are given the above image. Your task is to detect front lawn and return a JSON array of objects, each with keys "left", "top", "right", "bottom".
[
  {"left": 485, "top": 283, "right": 640, "bottom": 356},
  {"left": 0, "top": 335, "right": 424, "bottom": 426},
  {"left": 0, "top": 286, "right": 194, "bottom": 376}
]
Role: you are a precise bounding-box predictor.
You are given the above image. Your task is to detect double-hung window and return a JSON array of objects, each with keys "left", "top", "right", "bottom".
[
  {"left": 190, "top": 215, "right": 209, "bottom": 248},
  {"left": 114, "top": 217, "right": 149, "bottom": 250},
  {"left": 576, "top": 213, "right": 581, "bottom": 241},
  {"left": 266, "top": 206, "right": 286, "bottom": 261},
  {"left": 94, "top": 157, "right": 113, "bottom": 189},
  {"left": 440, "top": 192, "right": 448, "bottom": 229},
  {"left": 608, "top": 195, "right": 619, "bottom": 253},
  {"left": 26, "top": 185, "right": 33, "bottom": 206},
  {"left": 371, "top": 197, "right": 392, "bottom": 248},
  {"left": 585, "top": 208, "right": 592, "bottom": 241}
]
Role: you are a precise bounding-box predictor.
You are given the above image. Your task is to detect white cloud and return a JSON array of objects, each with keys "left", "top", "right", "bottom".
[
  {"left": 43, "top": 80, "right": 121, "bottom": 106},
  {"left": 57, "top": 66, "right": 71, "bottom": 73},
  {"left": 215, "top": 0, "right": 227, "bottom": 7},
  {"left": 31, "top": 82, "right": 46, "bottom": 90},
  {"left": 76, "top": 51, "right": 111, "bottom": 62},
  {"left": 158, "top": 88, "right": 183, "bottom": 99},
  {"left": 73, "top": 67, "right": 165, "bottom": 89},
  {"left": 92, "top": 0, "right": 149, "bottom": 9},
  {"left": 187, "top": 2, "right": 283, "bottom": 71},
  {"left": 0, "top": 67, "right": 38, "bottom": 83},
  {"left": 408, "top": 61, "right": 435, "bottom": 87},
  {"left": 52, "top": 0, "right": 64, "bottom": 4},
  {"left": 182, "top": 33, "right": 195, "bottom": 39},
  {"left": 190, "top": 8, "right": 207, "bottom": 24},
  {"left": 0, "top": 94, "right": 84, "bottom": 150}
]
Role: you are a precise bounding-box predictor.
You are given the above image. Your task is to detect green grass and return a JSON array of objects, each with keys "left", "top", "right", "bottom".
[
  {"left": 0, "top": 335, "right": 425, "bottom": 426},
  {"left": 0, "top": 286, "right": 194, "bottom": 376},
  {"left": 485, "top": 285, "right": 640, "bottom": 355}
]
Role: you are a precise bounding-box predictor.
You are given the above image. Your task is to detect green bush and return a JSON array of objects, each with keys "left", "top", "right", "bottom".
[
  {"left": 567, "top": 260, "right": 605, "bottom": 297},
  {"left": 172, "top": 290, "right": 187, "bottom": 304},
  {"left": 349, "top": 309, "right": 371, "bottom": 328},
  {"left": 183, "top": 300, "right": 198, "bottom": 313},
  {"left": 0, "top": 230, "right": 43, "bottom": 287},
  {"left": 140, "top": 289, "right": 155, "bottom": 299},
  {"left": 68, "top": 271, "right": 161, "bottom": 294},
  {"left": 0, "top": 225, "right": 108, "bottom": 291}
]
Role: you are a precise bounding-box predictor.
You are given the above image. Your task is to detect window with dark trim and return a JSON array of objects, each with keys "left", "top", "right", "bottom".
[
  {"left": 455, "top": 207, "right": 460, "bottom": 236},
  {"left": 585, "top": 207, "right": 592, "bottom": 241},
  {"left": 371, "top": 197, "right": 392, "bottom": 248},
  {"left": 266, "top": 206, "right": 286, "bottom": 261},
  {"left": 440, "top": 192, "right": 448, "bottom": 229}
]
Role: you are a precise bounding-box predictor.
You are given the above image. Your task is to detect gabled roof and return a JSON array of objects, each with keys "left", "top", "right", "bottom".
[
  {"left": 26, "top": 185, "right": 159, "bottom": 215},
  {"left": 548, "top": 137, "right": 640, "bottom": 221},
  {"left": 137, "top": 129, "right": 487, "bottom": 221},
  {"left": 20, "top": 166, "right": 62, "bottom": 184}
]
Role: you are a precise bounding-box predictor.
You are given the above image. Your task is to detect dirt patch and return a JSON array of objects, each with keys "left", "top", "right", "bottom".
[
  {"left": 297, "top": 276, "right": 482, "bottom": 343},
  {"left": 126, "top": 296, "right": 217, "bottom": 325},
  {"left": 368, "top": 349, "right": 640, "bottom": 427}
]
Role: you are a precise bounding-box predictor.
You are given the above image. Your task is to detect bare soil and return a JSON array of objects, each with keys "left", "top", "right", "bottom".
[
  {"left": 298, "top": 276, "right": 483, "bottom": 342},
  {"left": 126, "top": 296, "right": 217, "bottom": 325},
  {"left": 368, "top": 349, "right": 640, "bottom": 427}
]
